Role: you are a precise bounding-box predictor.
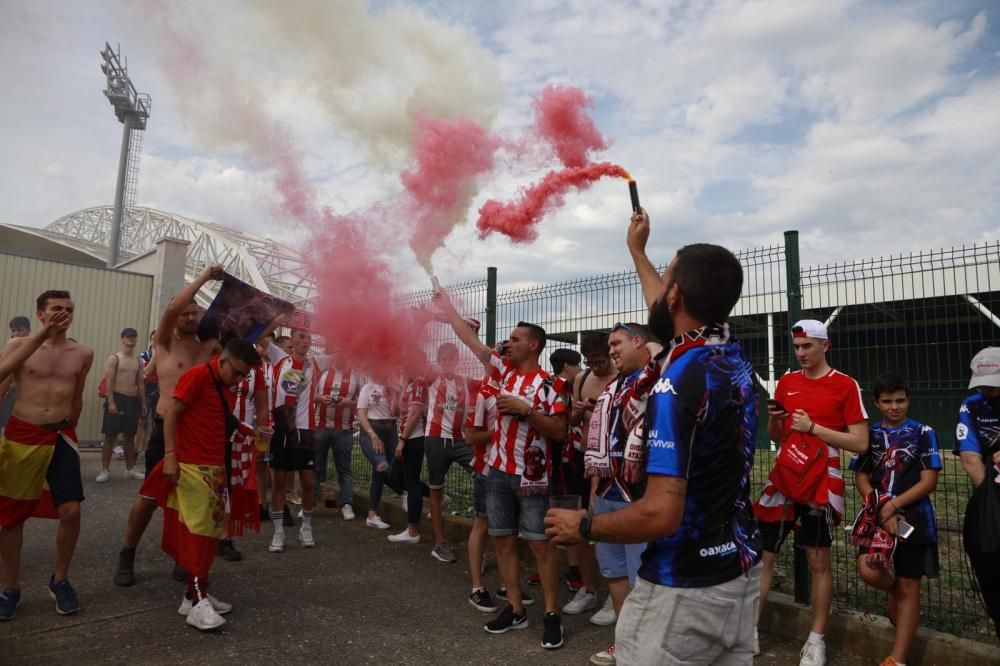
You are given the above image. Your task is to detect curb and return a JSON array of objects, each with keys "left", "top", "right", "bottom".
[
  {"left": 759, "top": 593, "right": 999, "bottom": 665},
  {"left": 325, "top": 483, "right": 999, "bottom": 664}
]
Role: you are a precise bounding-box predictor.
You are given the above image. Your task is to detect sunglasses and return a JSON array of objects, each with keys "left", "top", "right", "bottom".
[{"left": 612, "top": 322, "right": 643, "bottom": 339}]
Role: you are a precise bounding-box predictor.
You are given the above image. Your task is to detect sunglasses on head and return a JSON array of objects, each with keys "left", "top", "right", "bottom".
[{"left": 612, "top": 322, "right": 642, "bottom": 339}]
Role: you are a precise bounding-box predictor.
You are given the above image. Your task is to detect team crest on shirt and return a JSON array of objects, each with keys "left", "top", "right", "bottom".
[
  {"left": 956, "top": 423, "right": 968, "bottom": 440},
  {"left": 522, "top": 385, "right": 536, "bottom": 397},
  {"left": 445, "top": 395, "right": 458, "bottom": 412},
  {"left": 280, "top": 368, "right": 306, "bottom": 396},
  {"left": 652, "top": 378, "right": 678, "bottom": 395},
  {"left": 371, "top": 390, "right": 383, "bottom": 405}
]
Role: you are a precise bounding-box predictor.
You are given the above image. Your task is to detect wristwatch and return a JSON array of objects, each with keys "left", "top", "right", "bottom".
[{"left": 579, "top": 515, "right": 594, "bottom": 542}]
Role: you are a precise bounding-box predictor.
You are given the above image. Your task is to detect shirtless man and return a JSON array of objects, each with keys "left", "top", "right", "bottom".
[
  {"left": 562, "top": 332, "right": 618, "bottom": 619},
  {"left": 96, "top": 328, "right": 147, "bottom": 482},
  {"left": 0, "top": 291, "right": 94, "bottom": 619},
  {"left": 114, "top": 264, "right": 224, "bottom": 587}
]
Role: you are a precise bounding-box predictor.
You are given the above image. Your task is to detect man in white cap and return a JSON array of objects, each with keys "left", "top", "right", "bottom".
[
  {"left": 954, "top": 347, "right": 1000, "bottom": 640},
  {"left": 754, "top": 319, "right": 869, "bottom": 666}
]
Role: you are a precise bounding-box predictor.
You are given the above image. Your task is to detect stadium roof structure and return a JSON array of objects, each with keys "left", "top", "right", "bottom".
[{"left": 39, "top": 205, "right": 317, "bottom": 309}]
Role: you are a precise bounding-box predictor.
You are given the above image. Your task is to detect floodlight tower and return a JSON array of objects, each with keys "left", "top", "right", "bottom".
[{"left": 100, "top": 42, "right": 151, "bottom": 268}]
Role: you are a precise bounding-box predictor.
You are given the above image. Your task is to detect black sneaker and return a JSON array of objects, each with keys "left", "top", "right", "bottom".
[
  {"left": 496, "top": 586, "right": 535, "bottom": 606},
  {"left": 469, "top": 588, "right": 498, "bottom": 613},
  {"left": 217, "top": 538, "right": 243, "bottom": 562},
  {"left": 484, "top": 604, "right": 528, "bottom": 634},
  {"left": 114, "top": 548, "right": 136, "bottom": 587},
  {"left": 172, "top": 563, "right": 188, "bottom": 582},
  {"left": 541, "top": 612, "right": 564, "bottom": 649},
  {"left": 48, "top": 576, "right": 81, "bottom": 615},
  {"left": 259, "top": 505, "right": 270, "bottom": 521},
  {"left": 283, "top": 505, "right": 295, "bottom": 527}
]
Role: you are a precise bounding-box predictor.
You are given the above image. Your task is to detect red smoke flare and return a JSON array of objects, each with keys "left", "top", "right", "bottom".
[
  {"left": 476, "top": 84, "right": 627, "bottom": 242},
  {"left": 402, "top": 114, "right": 500, "bottom": 273},
  {"left": 477, "top": 162, "right": 629, "bottom": 243}
]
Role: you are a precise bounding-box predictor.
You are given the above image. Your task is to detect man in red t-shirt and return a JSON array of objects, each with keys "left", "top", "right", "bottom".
[
  {"left": 754, "top": 320, "right": 868, "bottom": 664},
  {"left": 139, "top": 339, "right": 260, "bottom": 631}
]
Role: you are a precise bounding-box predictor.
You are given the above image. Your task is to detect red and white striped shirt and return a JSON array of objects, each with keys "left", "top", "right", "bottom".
[
  {"left": 467, "top": 378, "right": 499, "bottom": 474},
  {"left": 315, "top": 367, "right": 360, "bottom": 431},
  {"left": 400, "top": 378, "right": 428, "bottom": 436},
  {"left": 486, "top": 353, "right": 568, "bottom": 475},
  {"left": 233, "top": 365, "right": 268, "bottom": 428},
  {"left": 424, "top": 374, "right": 475, "bottom": 440},
  {"left": 265, "top": 346, "right": 333, "bottom": 431}
]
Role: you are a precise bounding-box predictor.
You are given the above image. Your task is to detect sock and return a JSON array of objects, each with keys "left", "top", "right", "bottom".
[
  {"left": 302, "top": 509, "right": 313, "bottom": 528},
  {"left": 472, "top": 586, "right": 485, "bottom": 593},
  {"left": 808, "top": 631, "right": 824, "bottom": 644},
  {"left": 271, "top": 511, "right": 284, "bottom": 534}
]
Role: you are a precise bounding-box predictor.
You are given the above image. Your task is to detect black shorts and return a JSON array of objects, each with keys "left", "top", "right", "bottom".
[
  {"left": 145, "top": 416, "right": 164, "bottom": 476},
  {"left": 102, "top": 392, "right": 142, "bottom": 437},
  {"left": 48, "top": 434, "right": 85, "bottom": 508},
  {"left": 857, "top": 541, "right": 939, "bottom": 579},
  {"left": 559, "top": 450, "right": 590, "bottom": 510},
  {"left": 759, "top": 504, "right": 835, "bottom": 553},
  {"left": 270, "top": 428, "right": 315, "bottom": 472}
]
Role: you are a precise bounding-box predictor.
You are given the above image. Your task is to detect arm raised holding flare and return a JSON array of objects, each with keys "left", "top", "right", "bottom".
[
  {"left": 432, "top": 289, "right": 492, "bottom": 366},
  {"left": 626, "top": 208, "right": 665, "bottom": 309}
]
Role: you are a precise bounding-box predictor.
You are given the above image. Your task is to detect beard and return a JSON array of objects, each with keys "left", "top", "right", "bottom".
[{"left": 647, "top": 294, "right": 675, "bottom": 343}]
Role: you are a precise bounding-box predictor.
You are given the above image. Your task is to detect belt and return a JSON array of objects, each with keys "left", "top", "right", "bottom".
[{"left": 41, "top": 419, "right": 72, "bottom": 432}]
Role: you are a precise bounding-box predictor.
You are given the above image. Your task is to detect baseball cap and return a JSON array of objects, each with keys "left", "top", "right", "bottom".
[
  {"left": 121, "top": 327, "right": 138, "bottom": 338},
  {"left": 968, "top": 347, "right": 1000, "bottom": 389},
  {"left": 791, "top": 319, "right": 828, "bottom": 341}
]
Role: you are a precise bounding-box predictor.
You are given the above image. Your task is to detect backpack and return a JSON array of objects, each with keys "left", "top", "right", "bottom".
[
  {"left": 964, "top": 465, "right": 1000, "bottom": 556},
  {"left": 770, "top": 431, "right": 828, "bottom": 505}
]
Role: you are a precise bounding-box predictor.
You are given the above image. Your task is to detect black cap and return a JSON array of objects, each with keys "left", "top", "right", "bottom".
[{"left": 121, "top": 327, "right": 138, "bottom": 338}]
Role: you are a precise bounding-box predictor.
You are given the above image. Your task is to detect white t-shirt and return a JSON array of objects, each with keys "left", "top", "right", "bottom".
[{"left": 357, "top": 382, "right": 397, "bottom": 421}]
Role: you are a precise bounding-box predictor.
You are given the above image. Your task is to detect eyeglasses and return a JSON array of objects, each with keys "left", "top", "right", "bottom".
[{"left": 612, "top": 322, "right": 642, "bottom": 339}]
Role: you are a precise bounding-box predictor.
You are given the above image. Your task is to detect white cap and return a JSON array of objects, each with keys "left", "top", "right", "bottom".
[
  {"left": 968, "top": 347, "right": 1000, "bottom": 389},
  {"left": 791, "top": 319, "right": 828, "bottom": 341}
]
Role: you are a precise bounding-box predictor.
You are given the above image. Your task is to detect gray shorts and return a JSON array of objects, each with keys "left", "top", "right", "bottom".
[
  {"left": 485, "top": 469, "right": 549, "bottom": 541},
  {"left": 424, "top": 436, "right": 473, "bottom": 489},
  {"left": 615, "top": 563, "right": 762, "bottom": 665}
]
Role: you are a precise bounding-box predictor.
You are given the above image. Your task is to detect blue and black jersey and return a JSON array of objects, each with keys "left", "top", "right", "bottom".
[
  {"left": 639, "top": 337, "right": 761, "bottom": 588},
  {"left": 955, "top": 392, "right": 1000, "bottom": 460}
]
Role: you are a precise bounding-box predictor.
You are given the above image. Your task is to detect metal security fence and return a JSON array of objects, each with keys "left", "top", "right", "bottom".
[{"left": 341, "top": 237, "right": 1000, "bottom": 644}]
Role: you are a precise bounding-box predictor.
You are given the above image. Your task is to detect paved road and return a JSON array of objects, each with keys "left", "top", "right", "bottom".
[{"left": 2, "top": 451, "right": 865, "bottom": 664}]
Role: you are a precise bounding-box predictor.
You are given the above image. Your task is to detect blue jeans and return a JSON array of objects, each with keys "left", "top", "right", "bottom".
[
  {"left": 314, "top": 427, "right": 354, "bottom": 506},
  {"left": 359, "top": 419, "right": 398, "bottom": 514},
  {"left": 593, "top": 495, "right": 647, "bottom": 587},
  {"left": 485, "top": 469, "right": 549, "bottom": 540}
]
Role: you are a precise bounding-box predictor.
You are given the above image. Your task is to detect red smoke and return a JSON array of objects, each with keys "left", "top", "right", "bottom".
[
  {"left": 402, "top": 114, "right": 500, "bottom": 273},
  {"left": 533, "top": 85, "right": 608, "bottom": 168},
  {"left": 477, "top": 84, "right": 628, "bottom": 242},
  {"left": 477, "top": 163, "right": 629, "bottom": 243}
]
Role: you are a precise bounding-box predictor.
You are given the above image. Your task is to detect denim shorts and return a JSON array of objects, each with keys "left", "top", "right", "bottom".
[
  {"left": 593, "top": 495, "right": 646, "bottom": 586},
  {"left": 473, "top": 472, "right": 488, "bottom": 518},
  {"left": 485, "top": 469, "right": 549, "bottom": 540},
  {"left": 424, "top": 436, "right": 473, "bottom": 488}
]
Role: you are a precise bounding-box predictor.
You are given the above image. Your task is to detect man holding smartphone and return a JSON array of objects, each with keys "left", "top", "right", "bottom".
[
  {"left": 851, "top": 372, "right": 941, "bottom": 666},
  {"left": 754, "top": 320, "right": 868, "bottom": 666}
]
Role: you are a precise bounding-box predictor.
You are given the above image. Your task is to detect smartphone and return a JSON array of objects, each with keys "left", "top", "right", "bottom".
[
  {"left": 767, "top": 398, "right": 785, "bottom": 413},
  {"left": 897, "top": 520, "right": 915, "bottom": 540}
]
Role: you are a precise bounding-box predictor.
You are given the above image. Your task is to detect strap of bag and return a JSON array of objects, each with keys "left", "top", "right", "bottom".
[{"left": 207, "top": 363, "right": 234, "bottom": 489}]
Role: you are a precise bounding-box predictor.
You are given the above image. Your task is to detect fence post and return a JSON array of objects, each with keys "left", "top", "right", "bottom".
[
  {"left": 486, "top": 266, "right": 497, "bottom": 347},
  {"left": 784, "top": 230, "right": 811, "bottom": 605}
]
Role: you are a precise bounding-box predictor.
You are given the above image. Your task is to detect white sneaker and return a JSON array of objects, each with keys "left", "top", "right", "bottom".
[
  {"left": 366, "top": 515, "right": 390, "bottom": 529},
  {"left": 185, "top": 597, "right": 226, "bottom": 631},
  {"left": 589, "top": 595, "right": 616, "bottom": 626},
  {"left": 341, "top": 504, "right": 355, "bottom": 521},
  {"left": 562, "top": 587, "right": 598, "bottom": 615},
  {"left": 114, "top": 445, "right": 124, "bottom": 459},
  {"left": 297, "top": 509, "right": 303, "bottom": 519},
  {"left": 95, "top": 469, "right": 110, "bottom": 483},
  {"left": 125, "top": 468, "right": 145, "bottom": 480},
  {"left": 177, "top": 594, "right": 233, "bottom": 616},
  {"left": 298, "top": 525, "right": 315, "bottom": 547},
  {"left": 268, "top": 530, "right": 285, "bottom": 553},
  {"left": 799, "top": 639, "right": 826, "bottom": 666},
  {"left": 590, "top": 643, "right": 616, "bottom": 665},
  {"left": 387, "top": 528, "right": 420, "bottom": 544}
]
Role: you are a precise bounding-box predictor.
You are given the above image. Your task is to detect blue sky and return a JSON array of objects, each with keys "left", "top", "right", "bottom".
[{"left": 1, "top": 0, "right": 997, "bottom": 289}]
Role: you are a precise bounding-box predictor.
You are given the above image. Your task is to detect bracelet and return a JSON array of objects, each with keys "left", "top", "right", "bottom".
[{"left": 807, "top": 423, "right": 816, "bottom": 435}]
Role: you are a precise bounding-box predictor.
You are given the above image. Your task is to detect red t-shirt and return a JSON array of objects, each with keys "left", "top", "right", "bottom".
[{"left": 173, "top": 358, "right": 236, "bottom": 466}]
